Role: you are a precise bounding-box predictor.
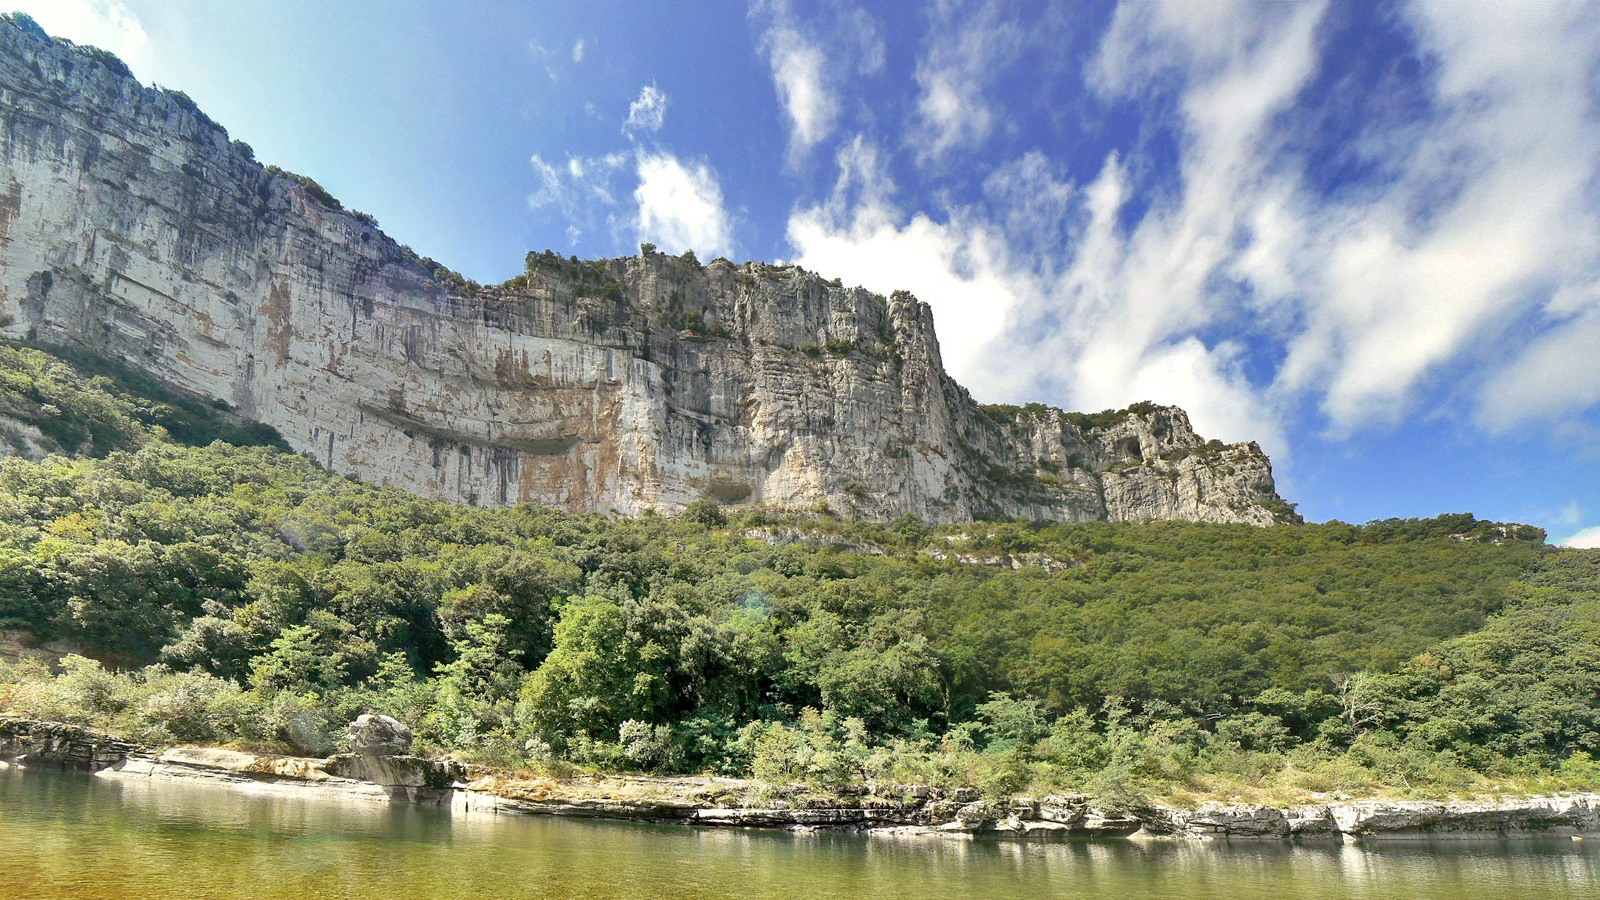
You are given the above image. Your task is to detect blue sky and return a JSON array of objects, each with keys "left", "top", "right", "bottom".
[{"left": 19, "top": 0, "right": 1600, "bottom": 543}]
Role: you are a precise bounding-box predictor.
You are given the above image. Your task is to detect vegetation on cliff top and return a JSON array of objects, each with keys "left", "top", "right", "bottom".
[
  {"left": 0, "top": 344, "right": 1594, "bottom": 805},
  {"left": 979, "top": 399, "right": 1167, "bottom": 433}
]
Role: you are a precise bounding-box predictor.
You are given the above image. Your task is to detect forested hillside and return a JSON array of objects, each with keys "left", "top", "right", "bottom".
[{"left": 2, "top": 343, "right": 1596, "bottom": 802}]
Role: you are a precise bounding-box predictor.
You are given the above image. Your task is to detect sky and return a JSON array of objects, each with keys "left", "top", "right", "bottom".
[{"left": 15, "top": 0, "right": 1600, "bottom": 544}]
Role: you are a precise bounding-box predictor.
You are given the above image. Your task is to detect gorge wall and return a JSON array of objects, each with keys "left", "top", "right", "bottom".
[{"left": 0, "top": 20, "right": 1296, "bottom": 525}]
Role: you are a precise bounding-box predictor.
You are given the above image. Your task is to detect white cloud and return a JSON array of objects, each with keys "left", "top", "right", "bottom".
[
  {"left": 572, "top": 38, "right": 585, "bottom": 63},
  {"left": 789, "top": 138, "right": 1036, "bottom": 402},
  {"left": 751, "top": 0, "right": 884, "bottom": 164},
  {"left": 537, "top": 83, "right": 732, "bottom": 259},
  {"left": 526, "top": 35, "right": 561, "bottom": 83},
  {"left": 842, "top": 8, "right": 885, "bottom": 75},
  {"left": 1472, "top": 307, "right": 1600, "bottom": 430},
  {"left": 1557, "top": 501, "right": 1584, "bottom": 529},
  {"left": 1558, "top": 526, "right": 1600, "bottom": 549},
  {"left": 761, "top": 25, "right": 836, "bottom": 159},
  {"left": 526, "top": 151, "right": 628, "bottom": 228},
  {"left": 786, "top": 3, "right": 1313, "bottom": 451},
  {"left": 1275, "top": 2, "right": 1600, "bottom": 434},
  {"left": 10, "top": 0, "right": 151, "bottom": 77},
  {"left": 980, "top": 152, "right": 1075, "bottom": 258},
  {"left": 1067, "top": 0, "right": 1600, "bottom": 443},
  {"left": 624, "top": 83, "right": 668, "bottom": 135},
  {"left": 911, "top": 0, "right": 1023, "bottom": 162},
  {"left": 785, "top": 0, "right": 1600, "bottom": 462},
  {"left": 634, "top": 152, "right": 734, "bottom": 259},
  {"left": 527, "top": 154, "right": 564, "bottom": 209},
  {"left": 1025, "top": 0, "right": 1325, "bottom": 450}
]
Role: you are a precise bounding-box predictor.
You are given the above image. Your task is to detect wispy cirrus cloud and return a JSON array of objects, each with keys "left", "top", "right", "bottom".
[
  {"left": 750, "top": 0, "right": 884, "bottom": 165},
  {"left": 909, "top": 0, "right": 1024, "bottom": 164},
  {"left": 1273, "top": 2, "right": 1600, "bottom": 435}
]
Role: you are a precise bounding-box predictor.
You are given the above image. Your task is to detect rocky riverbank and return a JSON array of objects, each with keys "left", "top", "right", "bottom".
[{"left": 3, "top": 717, "right": 1595, "bottom": 839}]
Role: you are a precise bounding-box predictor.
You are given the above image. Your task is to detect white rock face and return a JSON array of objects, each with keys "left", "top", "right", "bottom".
[{"left": 0, "top": 25, "right": 1296, "bottom": 525}]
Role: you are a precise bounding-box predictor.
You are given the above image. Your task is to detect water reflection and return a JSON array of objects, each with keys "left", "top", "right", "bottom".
[{"left": 1, "top": 769, "right": 1596, "bottom": 900}]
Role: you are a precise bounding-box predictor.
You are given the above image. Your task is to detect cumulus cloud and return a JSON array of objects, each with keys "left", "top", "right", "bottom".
[
  {"left": 533, "top": 78, "right": 734, "bottom": 259},
  {"left": 529, "top": 146, "right": 734, "bottom": 259},
  {"left": 572, "top": 38, "right": 585, "bottom": 63},
  {"left": 1559, "top": 526, "right": 1600, "bottom": 550},
  {"left": 751, "top": 0, "right": 885, "bottom": 164},
  {"left": 911, "top": 0, "right": 1023, "bottom": 163},
  {"left": 10, "top": 0, "right": 151, "bottom": 77},
  {"left": 787, "top": 139, "right": 1010, "bottom": 384},
  {"left": 624, "top": 83, "right": 668, "bottom": 135},
  {"left": 634, "top": 152, "right": 735, "bottom": 259}
]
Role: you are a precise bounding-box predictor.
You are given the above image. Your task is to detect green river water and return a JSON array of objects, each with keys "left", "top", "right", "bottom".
[{"left": 1, "top": 768, "right": 1597, "bottom": 899}]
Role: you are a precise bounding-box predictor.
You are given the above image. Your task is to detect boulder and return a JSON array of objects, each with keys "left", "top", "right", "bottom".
[{"left": 348, "top": 714, "right": 413, "bottom": 756}]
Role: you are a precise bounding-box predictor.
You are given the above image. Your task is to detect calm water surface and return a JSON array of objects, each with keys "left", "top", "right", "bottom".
[{"left": 1, "top": 767, "right": 1597, "bottom": 899}]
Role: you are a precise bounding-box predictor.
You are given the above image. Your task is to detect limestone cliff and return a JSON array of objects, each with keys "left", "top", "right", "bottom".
[{"left": 0, "top": 20, "right": 1297, "bottom": 525}]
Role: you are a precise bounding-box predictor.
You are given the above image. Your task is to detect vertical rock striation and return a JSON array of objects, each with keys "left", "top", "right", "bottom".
[{"left": 0, "top": 21, "right": 1296, "bottom": 524}]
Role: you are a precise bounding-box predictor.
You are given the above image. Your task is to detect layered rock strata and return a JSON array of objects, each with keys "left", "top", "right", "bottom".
[
  {"left": 0, "top": 21, "right": 1295, "bottom": 524},
  {"left": 0, "top": 716, "right": 141, "bottom": 770}
]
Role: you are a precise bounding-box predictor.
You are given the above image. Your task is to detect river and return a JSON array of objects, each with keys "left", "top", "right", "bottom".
[{"left": 1, "top": 768, "right": 1597, "bottom": 899}]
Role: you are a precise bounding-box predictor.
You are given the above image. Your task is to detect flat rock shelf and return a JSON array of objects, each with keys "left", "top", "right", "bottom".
[{"left": 4, "top": 718, "right": 1596, "bottom": 840}]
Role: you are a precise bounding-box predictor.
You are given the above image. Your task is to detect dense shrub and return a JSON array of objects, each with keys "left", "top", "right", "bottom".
[{"left": 0, "top": 345, "right": 1591, "bottom": 802}]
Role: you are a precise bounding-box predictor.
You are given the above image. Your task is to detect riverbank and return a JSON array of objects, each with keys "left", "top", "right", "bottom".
[{"left": 3, "top": 717, "right": 1596, "bottom": 840}]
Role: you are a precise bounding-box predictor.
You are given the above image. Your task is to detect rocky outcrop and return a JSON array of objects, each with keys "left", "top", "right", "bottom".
[
  {"left": 0, "top": 714, "right": 458, "bottom": 798},
  {"left": 101, "top": 740, "right": 464, "bottom": 800},
  {"left": 347, "top": 771, "right": 1600, "bottom": 839},
  {"left": 325, "top": 753, "right": 465, "bottom": 790},
  {"left": 1, "top": 712, "right": 1584, "bottom": 838},
  {"left": 105, "top": 748, "right": 408, "bottom": 803},
  {"left": 0, "top": 629, "right": 84, "bottom": 665},
  {"left": 0, "top": 716, "right": 140, "bottom": 770},
  {"left": 0, "top": 21, "right": 1296, "bottom": 525},
  {"left": 1324, "top": 795, "right": 1600, "bottom": 837}
]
